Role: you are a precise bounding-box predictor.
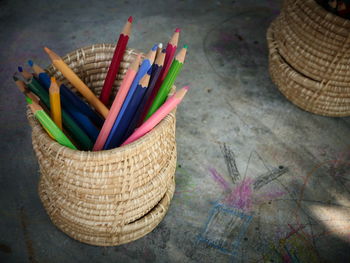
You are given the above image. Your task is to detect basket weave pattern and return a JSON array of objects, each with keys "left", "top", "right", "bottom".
[
  {"left": 27, "top": 44, "right": 176, "bottom": 246},
  {"left": 267, "top": 0, "right": 350, "bottom": 117}
]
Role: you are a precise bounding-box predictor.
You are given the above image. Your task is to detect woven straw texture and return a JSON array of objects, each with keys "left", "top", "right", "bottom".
[
  {"left": 26, "top": 44, "right": 177, "bottom": 246},
  {"left": 267, "top": 0, "right": 350, "bottom": 117}
]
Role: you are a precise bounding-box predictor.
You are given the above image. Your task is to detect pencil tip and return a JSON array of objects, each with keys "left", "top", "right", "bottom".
[
  {"left": 183, "top": 86, "right": 190, "bottom": 91},
  {"left": 28, "top": 60, "right": 34, "bottom": 67},
  {"left": 13, "top": 75, "right": 19, "bottom": 81},
  {"left": 44, "top": 46, "right": 50, "bottom": 53},
  {"left": 18, "top": 66, "right": 23, "bottom": 72},
  {"left": 152, "top": 44, "right": 158, "bottom": 51},
  {"left": 183, "top": 44, "right": 188, "bottom": 49},
  {"left": 25, "top": 97, "right": 33, "bottom": 104},
  {"left": 128, "top": 16, "right": 133, "bottom": 23},
  {"left": 175, "top": 28, "right": 181, "bottom": 33}
]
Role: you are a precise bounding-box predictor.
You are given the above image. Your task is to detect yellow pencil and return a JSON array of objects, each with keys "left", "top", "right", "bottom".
[
  {"left": 44, "top": 47, "right": 109, "bottom": 118},
  {"left": 49, "top": 77, "right": 62, "bottom": 129}
]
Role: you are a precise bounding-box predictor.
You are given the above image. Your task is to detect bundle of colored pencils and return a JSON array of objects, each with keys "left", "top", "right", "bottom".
[{"left": 14, "top": 16, "right": 189, "bottom": 151}]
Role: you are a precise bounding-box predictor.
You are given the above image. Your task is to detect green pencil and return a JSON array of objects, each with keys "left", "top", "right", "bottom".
[
  {"left": 145, "top": 45, "right": 187, "bottom": 120},
  {"left": 20, "top": 76, "right": 93, "bottom": 150},
  {"left": 28, "top": 100, "right": 77, "bottom": 150}
]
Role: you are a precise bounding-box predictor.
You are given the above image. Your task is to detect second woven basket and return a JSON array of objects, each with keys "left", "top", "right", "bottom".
[
  {"left": 27, "top": 44, "right": 177, "bottom": 246},
  {"left": 267, "top": 0, "right": 350, "bottom": 117}
]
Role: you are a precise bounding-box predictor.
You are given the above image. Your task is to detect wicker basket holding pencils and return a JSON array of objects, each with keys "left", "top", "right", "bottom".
[
  {"left": 267, "top": 0, "right": 350, "bottom": 117},
  {"left": 26, "top": 44, "right": 176, "bottom": 246}
]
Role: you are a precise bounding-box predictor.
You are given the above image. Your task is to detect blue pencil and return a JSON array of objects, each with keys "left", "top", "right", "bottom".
[
  {"left": 123, "top": 48, "right": 166, "bottom": 140},
  {"left": 65, "top": 107, "right": 99, "bottom": 141},
  {"left": 28, "top": 60, "right": 104, "bottom": 128},
  {"left": 114, "top": 68, "right": 152, "bottom": 147},
  {"left": 103, "top": 44, "right": 157, "bottom": 150}
]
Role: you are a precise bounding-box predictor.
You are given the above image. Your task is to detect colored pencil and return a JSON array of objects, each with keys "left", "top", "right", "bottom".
[
  {"left": 145, "top": 45, "right": 187, "bottom": 120},
  {"left": 13, "top": 76, "right": 40, "bottom": 104},
  {"left": 14, "top": 76, "right": 56, "bottom": 138},
  {"left": 18, "top": 66, "right": 33, "bottom": 80},
  {"left": 28, "top": 101, "right": 77, "bottom": 150},
  {"left": 144, "top": 29, "right": 180, "bottom": 115},
  {"left": 106, "top": 67, "right": 152, "bottom": 148},
  {"left": 127, "top": 46, "right": 166, "bottom": 135},
  {"left": 27, "top": 60, "right": 43, "bottom": 77},
  {"left": 46, "top": 77, "right": 99, "bottom": 141},
  {"left": 103, "top": 44, "right": 157, "bottom": 150},
  {"left": 93, "top": 54, "right": 141, "bottom": 151},
  {"left": 19, "top": 72, "right": 48, "bottom": 102},
  {"left": 163, "top": 28, "right": 180, "bottom": 80},
  {"left": 44, "top": 47, "right": 109, "bottom": 118},
  {"left": 99, "top": 16, "right": 133, "bottom": 105},
  {"left": 122, "top": 86, "right": 189, "bottom": 146},
  {"left": 21, "top": 75, "right": 93, "bottom": 150},
  {"left": 28, "top": 60, "right": 103, "bottom": 128},
  {"left": 155, "top": 43, "right": 163, "bottom": 59},
  {"left": 49, "top": 77, "right": 62, "bottom": 129}
]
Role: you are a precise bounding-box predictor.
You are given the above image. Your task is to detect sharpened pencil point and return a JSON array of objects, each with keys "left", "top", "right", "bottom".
[
  {"left": 18, "top": 66, "right": 23, "bottom": 72},
  {"left": 13, "top": 75, "right": 19, "bottom": 81},
  {"left": 25, "top": 97, "right": 33, "bottom": 104},
  {"left": 28, "top": 60, "right": 34, "bottom": 67},
  {"left": 183, "top": 44, "right": 188, "bottom": 49},
  {"left": 128, "top": 16, "right": 133, "bottom": 23},
  {"left": 183, "top": 86, "right": 190, "bottom": 91},
  {"left": 152, "top": 44, "right": 158, "bottom": 51},
  {"left": 44, "top": 47, "right": 50, "bottom": 54},
  {"left": 175, "top": 28, "right": 181, "bottom": 32}
]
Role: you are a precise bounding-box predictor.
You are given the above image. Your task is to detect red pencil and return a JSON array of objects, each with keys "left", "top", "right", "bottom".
[
  {"left": 163, "top": 28, "right": 180, "bottom": 78},
  {"left": 142, "top": 28, "right": 180, "bottom": 120},
  {"left": 99, "top": 16, "right": 133, "bottom": 105}
]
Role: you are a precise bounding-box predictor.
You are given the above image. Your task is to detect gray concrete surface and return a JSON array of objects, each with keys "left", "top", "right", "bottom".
[{"left": 1, "top": 0, "right": 350, "bottom": 262}]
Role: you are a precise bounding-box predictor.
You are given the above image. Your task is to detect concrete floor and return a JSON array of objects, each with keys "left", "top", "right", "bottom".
[{"left": 1, "top": 0, "right": 350, "bottom": 262}]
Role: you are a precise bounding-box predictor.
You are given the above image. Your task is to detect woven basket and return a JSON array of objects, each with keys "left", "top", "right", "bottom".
[
  {"left": 27, "top": 44, "right": 177, "bottom": 246},
  {"left": 267, "top": 0, "right": 350, "bottom": 117}
]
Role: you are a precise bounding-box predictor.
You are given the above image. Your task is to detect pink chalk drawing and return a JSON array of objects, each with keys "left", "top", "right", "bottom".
[
  {"left": 209, "top": 167, "right": 286, "bottom": 212},
  {"left": 208, "top": 167, "right": 231, "bottom": 192},
  {"left": 225, "top": 178, "right": 254, "bottom": 211}
]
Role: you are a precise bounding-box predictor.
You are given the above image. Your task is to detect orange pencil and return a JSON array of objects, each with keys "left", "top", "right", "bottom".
[{"left": 44, "top": 47, "right": 109, "bottom": 118}]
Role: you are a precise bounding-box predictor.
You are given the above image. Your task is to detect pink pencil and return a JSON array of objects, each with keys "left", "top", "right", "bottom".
[
  {"left": 93, "top": 54, "right": 141, "bottom": 151},
  {"left": 121, "top": 86, "right": 189, "bottom": 146}
]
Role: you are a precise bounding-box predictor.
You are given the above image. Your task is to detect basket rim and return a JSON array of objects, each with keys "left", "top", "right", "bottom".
[{"left": 290, "top": 0, "right": 350, "bottom": 29}]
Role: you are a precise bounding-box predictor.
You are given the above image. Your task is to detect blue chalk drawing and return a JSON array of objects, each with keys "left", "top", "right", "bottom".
[{"left": 197, "top": 202, "right": 253, "bottom": 256}]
